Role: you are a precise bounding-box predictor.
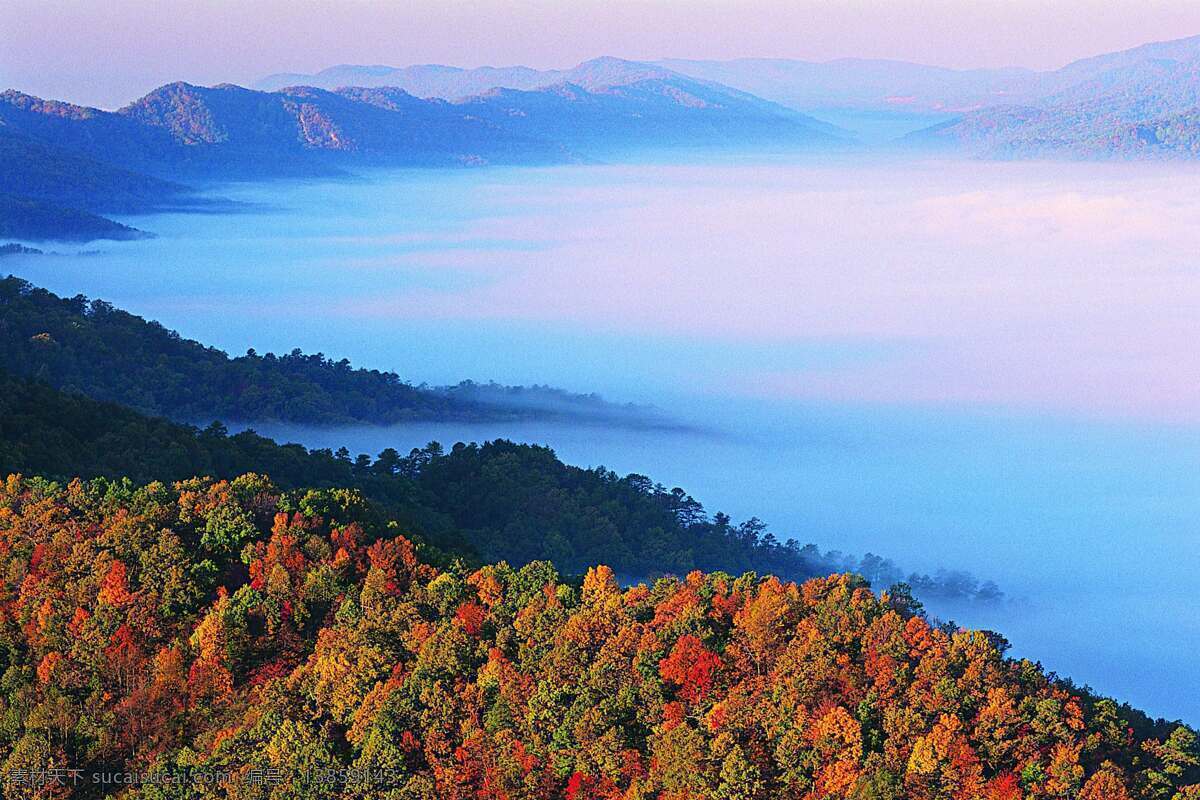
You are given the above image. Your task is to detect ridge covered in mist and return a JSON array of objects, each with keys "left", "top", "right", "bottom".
[
  {"left": 0, "top": 276, "right": 677, "bottom": 429},
  {"left": 271, "top": 36, "right": 1200, "bottom": 156},
  {"left": 0, "top": 360, "right": 1005, "bottom": 607},
  {"left": 663, "top": 36, "right": 1200, "bottom": 156}
]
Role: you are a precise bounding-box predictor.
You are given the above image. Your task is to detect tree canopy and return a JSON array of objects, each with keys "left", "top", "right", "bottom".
[
  {"left": 0, "top": 370, "right": 1004, "bottom": 605},
  {"left": 0, "top": 474, "right": 1193, "bottom": 799}
]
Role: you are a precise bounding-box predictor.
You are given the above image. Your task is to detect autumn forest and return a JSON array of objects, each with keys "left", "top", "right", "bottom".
[
  {"left": 0, "top": 473, "right": 1196, "bottom": 800},
  {"left": 4, "top": 9, "right": 1200, "bottom": 797}
]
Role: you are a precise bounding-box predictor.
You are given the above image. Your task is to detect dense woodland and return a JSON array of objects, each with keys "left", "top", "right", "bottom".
[
  {"left": 0, "top": 277, "right": 656, "bottom": 427},
  {"left": 0, "top": 475, "right": 1195, "bottom": 799},
  {"left": 0, "top": 371, "right": 997, "bottom": 605}
]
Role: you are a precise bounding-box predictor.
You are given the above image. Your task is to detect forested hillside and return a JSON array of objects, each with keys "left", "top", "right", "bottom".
[
  {"left": 0, "top": 475, "right": 1194, "bottom": 798},
  {"left": 0, "top": 277, "right": 661, "bottom": 427},
  {"left": 0, "top": 371, "right": 1002, "bottom": 605}
]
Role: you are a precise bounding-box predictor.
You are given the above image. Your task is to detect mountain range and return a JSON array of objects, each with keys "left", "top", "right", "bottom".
[
  {"left": 909, "top": 37, "right": 1200, "bottom": 157},
  {"left": 256, "top": 57, "right": 671, "bottom": 97},
  {"left": 660, "top": 37, "right": 1200, "bottom": 115},
  {"left": 268, "top": 35, "right": 1200, "bottom": 156},
  {"left": 269, "top": 56, "right": 1038, "bottom": 113},
  {"left": 2, "top": 57, "right": 837, "bottom": 173},
  {"left": 664, "top": 37, "right": 1200, "bottom": 156},
  {"left": 6, "top": 38, "right": 1200, "bottom": 241},
  {"left": 0, "top": 58, "right": 838, "bottom": 240}
]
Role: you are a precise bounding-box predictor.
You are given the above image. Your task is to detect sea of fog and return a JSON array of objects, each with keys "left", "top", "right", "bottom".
[{"left": 7, "top": 155, "right": 1199, "bottom": 722}]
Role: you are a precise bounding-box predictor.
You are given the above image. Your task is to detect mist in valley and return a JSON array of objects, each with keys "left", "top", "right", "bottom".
[{"left": 6, "top": 154, "right": 1199, "bottom": 721}]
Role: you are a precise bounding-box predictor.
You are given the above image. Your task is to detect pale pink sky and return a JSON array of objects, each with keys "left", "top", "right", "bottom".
[{"left": 3, "top": 0, "right": 1200, "bottom": 108}]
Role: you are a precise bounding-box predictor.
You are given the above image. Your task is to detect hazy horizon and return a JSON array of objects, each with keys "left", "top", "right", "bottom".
[{"left": 4, "top": 0, "right": 1200, "bottom": 108}]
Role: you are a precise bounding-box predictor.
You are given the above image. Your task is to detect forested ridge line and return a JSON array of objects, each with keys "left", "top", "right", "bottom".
[
  {"left": 0, "top": 276, "right": 665, "bottom": 428},
  {"left": 0, "top": 369, "right": 1006, "bottom": 606}
]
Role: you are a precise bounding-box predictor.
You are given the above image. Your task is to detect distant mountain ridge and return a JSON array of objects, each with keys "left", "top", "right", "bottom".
[
  {"left": 275, "top": 46, "right": 1200, "bottom": 116},
  {"left": 0, "top": 82, "right": 570, "bottom": 176},
  {"left": 662, "top": 35, "right": 1200, "bottom": 111},
  {"left": 257, "top": 63, "right": 551, "bottom": 96},
  {"left": 665, "top": 36, "right": 1200, "bottom": 157},
  {"left": 8, "top": 38, "right": 1200, "bottom": 243},
  {"left": 907, "top": 37, "right": 1200, "bottom": 158},
  {"left": 262, "top": 38, "right": 1200, "bottom": 156},
  {"left": 258, "top": 55, "right": 728, "bottom": 98},
  {"left": 2, "top": 58, "right": 841, "bottom": 239},
  {"left": 4, "top": 57, "right": 837, "bottom": 173},
  {"left": 656, "top": 57, "right": 1038, "bottom": 114},
  {"left": 119, "top": 81, "right": 570, "bottom": 168}
]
